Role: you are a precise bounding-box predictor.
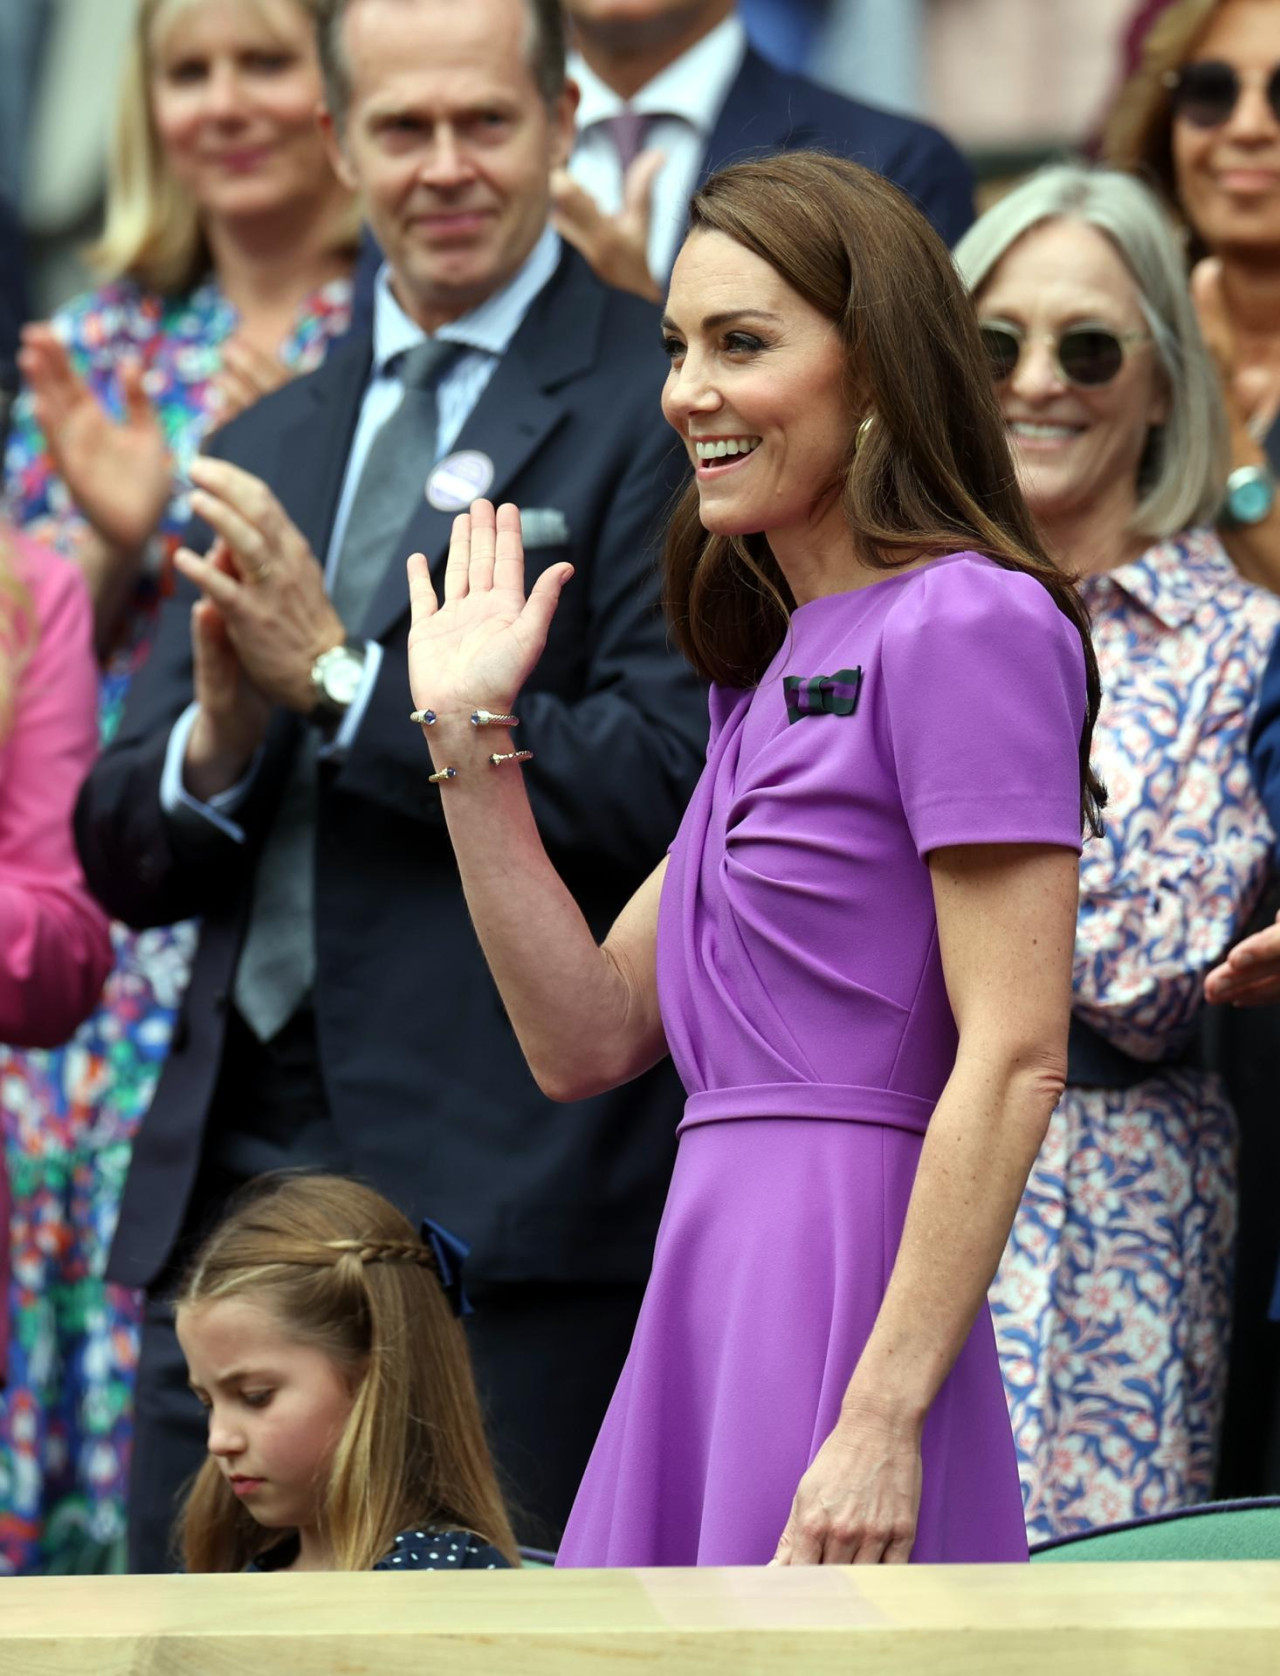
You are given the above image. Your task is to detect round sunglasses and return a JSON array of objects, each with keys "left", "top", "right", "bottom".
[
  {"left": 1164, "top": 59, "right": 1280, "bottom": 128},
  {"left": 978, "top": 321, "right": 1152, "bottom": 388}
]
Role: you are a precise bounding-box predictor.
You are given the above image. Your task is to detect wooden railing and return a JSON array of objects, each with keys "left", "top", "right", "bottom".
[{"left": 3, "top": 1562, "right": 1279, "bottom": 1674}]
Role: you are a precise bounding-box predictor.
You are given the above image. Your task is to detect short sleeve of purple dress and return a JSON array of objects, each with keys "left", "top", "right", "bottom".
[{"left": 556, "top": 553, "right": 1086, "bottom": 1568}]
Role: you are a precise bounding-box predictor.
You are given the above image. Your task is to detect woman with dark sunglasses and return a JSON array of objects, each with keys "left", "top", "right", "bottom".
[
  {"left": 956, "top": 163, "right": 1280, "bottom": 1543},
  {"left": 1105, "top": 0, "right": 1280, "bottom": 591}
]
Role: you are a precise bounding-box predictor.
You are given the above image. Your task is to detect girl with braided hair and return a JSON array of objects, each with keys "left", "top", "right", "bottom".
[{"left": 172, "top": 1173, "right": 517, "bottom": 1573}]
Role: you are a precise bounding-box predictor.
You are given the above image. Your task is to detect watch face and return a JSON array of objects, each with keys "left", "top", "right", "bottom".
[{"left": 321, "top": 649, "right": 364, "bottom": 707}]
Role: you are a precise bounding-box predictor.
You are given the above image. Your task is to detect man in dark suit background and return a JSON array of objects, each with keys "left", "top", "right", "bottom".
[
  {"left": 0, "top": 192, "right": 28, "bottom": 452},
  {"left": 550, "top": 0, "right": 975, "bottom": 301},
  {"left": 75, "top": 0, "right": 704, "bottom": 1570}
]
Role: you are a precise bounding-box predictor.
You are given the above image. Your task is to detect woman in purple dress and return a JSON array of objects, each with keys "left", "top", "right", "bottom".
[{"left": 403, "top": 152, "right": 1103, "bottom": 1566}]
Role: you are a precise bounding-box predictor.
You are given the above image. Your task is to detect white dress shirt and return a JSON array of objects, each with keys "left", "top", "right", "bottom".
[
  {"left": 568, "top": 13, "right": 748, "bottom": 284},
  {"left": 161, "top": 226, "right": 563, "bottom": 841}
]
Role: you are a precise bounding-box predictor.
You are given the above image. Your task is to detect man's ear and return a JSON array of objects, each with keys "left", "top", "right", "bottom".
[
  {"left": 318, "top": 104, "right": 359, "bottom": 193},
  {"left": 549, "top": 78, "right": 581, "bottom": 171}
]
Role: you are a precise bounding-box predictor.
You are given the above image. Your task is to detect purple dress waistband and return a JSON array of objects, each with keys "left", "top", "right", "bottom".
[{"left": 677, "top": 1083, "right": 934, "bottom": 1137}]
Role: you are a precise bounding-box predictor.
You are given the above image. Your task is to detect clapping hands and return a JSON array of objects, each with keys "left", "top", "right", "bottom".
[
  {"left": 1205, "top": 910, "right": 1280, "bottom": 1007},
  {"left": 210, "top": 335, "right": 294, "bottom": 430},
  {"left": 1191, "top": 257, "right": 1280, "bottom": 446},
  {"left": 550, "top": 153, "right": 666, "bottom": 304},
  {"left": 18, "top": 323, "right": 171, "bottom": 554}
]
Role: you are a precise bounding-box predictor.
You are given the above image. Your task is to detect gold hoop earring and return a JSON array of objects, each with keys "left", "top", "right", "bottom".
[{"left": 855, "top": 414, "right": 875, "bottom": 452}]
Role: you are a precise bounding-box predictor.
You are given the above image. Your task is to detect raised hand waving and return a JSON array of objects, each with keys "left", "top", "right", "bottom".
[{"left": 406, "top": 499, "right": 573, "bottom": 724}]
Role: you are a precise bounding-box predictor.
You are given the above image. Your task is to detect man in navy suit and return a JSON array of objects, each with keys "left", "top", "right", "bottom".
[
  {"left": 76, "top": 0, "right": 704, "bottom": 1570},
  {"left": 551, "top": 0, "right": 974, "bottom": 300}
]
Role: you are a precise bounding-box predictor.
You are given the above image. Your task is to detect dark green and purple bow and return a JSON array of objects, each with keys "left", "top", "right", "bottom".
[{"left": 783, "top": 667, "right": 863, "bottom": 724}]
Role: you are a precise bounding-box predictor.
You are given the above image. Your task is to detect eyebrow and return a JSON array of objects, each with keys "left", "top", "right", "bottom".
[
  {"left": 188, "top": 1367, "right": 276, "bottom": 1391},
  {"left": 660, "top": 308, "right": 783, "bottom": 333}
]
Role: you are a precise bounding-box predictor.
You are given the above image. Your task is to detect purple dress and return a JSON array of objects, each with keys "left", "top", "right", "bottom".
[{"left": 557, "top": 553, "right": 1087, "bottom": 1567}]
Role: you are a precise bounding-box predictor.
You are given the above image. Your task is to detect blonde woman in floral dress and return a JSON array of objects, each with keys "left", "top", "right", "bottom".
[
  {"left": 0, "top": 0, "right": 357, "bottom": 1573},
  {"left": 956, "top": 164, "right": 1280, "bottom": 1542}
]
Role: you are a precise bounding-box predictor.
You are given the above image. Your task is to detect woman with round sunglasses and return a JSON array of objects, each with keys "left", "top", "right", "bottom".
[
  {"left": 1105, "top": 0, "right": 1280, "bottom": 592},
  {"left": 956, "top": 162, "right": 1280, "bottom": 1543}
]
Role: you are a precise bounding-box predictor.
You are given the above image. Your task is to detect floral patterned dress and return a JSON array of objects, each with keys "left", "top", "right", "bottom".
[
  {"left": 990, "top": 528, "right": 1280, "bottom": 1545},
  {"left": 0, "top": 273, "right": 352, "bottom": 1574}
]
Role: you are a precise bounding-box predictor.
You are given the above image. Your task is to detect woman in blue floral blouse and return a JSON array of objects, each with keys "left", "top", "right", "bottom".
[
  {"left": 956, "top": 165, "right": 1280, "bottom": 1544},
  {"left": 0, "top": 0, "right": 358, "bottom": 1574}
]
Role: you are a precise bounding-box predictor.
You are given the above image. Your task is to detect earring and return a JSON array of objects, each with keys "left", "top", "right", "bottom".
[{"left": 856, "top": 414, "right": 875, "bottom": 452}]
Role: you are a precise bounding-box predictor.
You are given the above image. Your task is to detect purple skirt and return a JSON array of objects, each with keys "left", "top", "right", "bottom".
[{"left": 557, "top": 1114, "right": 1028, "bottom": 1566}]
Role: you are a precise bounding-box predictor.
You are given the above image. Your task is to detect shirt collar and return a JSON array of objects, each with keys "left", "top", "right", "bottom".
[
  {"left": 1078, "top": 527, "right": 1234, "bottom": 632},
  {"left": 569, "top": 13, "right": 747, "bottom": 138},
  {"left": 371, "top": 224, "right": 562, "bottom": 376}
]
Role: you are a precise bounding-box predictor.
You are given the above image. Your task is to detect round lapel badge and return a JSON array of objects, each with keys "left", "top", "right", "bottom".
[{"left": 425, "top": 450, "right": 497, "bottom": 512}]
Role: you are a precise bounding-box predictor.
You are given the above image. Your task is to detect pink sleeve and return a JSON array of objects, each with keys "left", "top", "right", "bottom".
[{"left": 0, "top": 538, "right": 111, "bottom": 1047}]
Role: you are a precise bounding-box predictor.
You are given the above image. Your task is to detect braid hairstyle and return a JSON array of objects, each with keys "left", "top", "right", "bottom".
[{"left": 175, "top": 1172, "right": 518, "bottom": 1572}]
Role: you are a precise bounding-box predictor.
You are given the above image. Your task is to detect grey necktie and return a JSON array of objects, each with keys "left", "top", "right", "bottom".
[
  {"left": 598, "top": 109, "right": 655, "bottom": 176},
  {"left": 232, "top": 337, "right": 460, "bottom": 1041}
]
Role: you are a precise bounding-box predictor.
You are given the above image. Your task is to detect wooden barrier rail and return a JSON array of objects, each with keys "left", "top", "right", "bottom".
[{"left": 3, "top": 1562, "right": 1280, "bottom": 1675}]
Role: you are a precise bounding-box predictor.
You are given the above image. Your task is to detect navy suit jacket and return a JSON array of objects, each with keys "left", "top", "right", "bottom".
[
  {"left": 76, "top": 246, "right": 707, "bottom": 1292},
  {"left": 700, "top": 46, "right": 973, "bottom": 247},
  {"left": 353, "top": 48, "right": 973, "bottom": 332}
]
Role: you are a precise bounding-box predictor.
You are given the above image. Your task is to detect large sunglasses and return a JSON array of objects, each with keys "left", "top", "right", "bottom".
[
  {"left": 1164, "top": 59, "right": 1280, "bottom": 128},
  {"left": 978, "top": 321, "right": 1151, "bottom": 388}
]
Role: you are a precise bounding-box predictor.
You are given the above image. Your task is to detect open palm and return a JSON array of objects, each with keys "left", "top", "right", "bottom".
[
  {"left": 407, "top": 499, "right": 573, "bottom": 721},
  {"left": 20, "top": 325, "right": 172, "bottom": 553}
]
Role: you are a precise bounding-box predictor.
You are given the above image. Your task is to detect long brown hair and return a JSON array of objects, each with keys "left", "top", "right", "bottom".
[
  {"left": 1102, "top": 0, "right": 1220, "bottom": 217},
  {"left": 176, "top": 1173, "right": 519, "bottom": 1572},
  {"left": 661, "top": 151, "right": 1104, "bottom": 835}
]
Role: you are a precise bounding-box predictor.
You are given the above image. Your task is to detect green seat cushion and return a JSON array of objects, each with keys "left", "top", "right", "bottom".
[{"left": 1030, "top": 1500, "right": 1280, "bottom": 1563}]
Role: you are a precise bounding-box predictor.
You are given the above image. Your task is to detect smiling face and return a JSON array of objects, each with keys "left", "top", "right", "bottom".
[
  {"left": 149, "top": 0, "right": 340, "bottom": 228},
  {"left": 973, "top": 218, "right": 1167, "bottom": 546},
  {"left": 327, "top": 0, "right": 576, "bottom": 332},
  {"left": 177, "top": 1295, "right": 360, "bottom": 1548},
  {"left": 661, "top": 229, "right": 852, "bottom": 561},
  {"left": 1171, "top": 0, "right": 1280, "bottom": 255}
]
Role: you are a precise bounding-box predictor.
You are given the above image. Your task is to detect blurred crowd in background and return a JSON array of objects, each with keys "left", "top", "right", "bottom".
[
  {"left": 0, "top": 1, "right": 1152, "bottom": 321},
  {"left": 3, "top": 0, "right": 1280, "bottom": 1581}
]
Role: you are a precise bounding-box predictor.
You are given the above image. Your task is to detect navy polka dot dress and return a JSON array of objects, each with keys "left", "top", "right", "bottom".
[
  {"left": 373, "top": 1528, "right": 508, "bottom": 1570},
  {"left": 246, "top": 1527, "right": 509, "bottom": 1571}
]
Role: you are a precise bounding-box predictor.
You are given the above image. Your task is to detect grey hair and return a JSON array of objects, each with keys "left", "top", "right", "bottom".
[
  {"left": 314, "top": 0, "right": 567, "bottom": 130},
  {"left": 953, "top": 162, "right": 1227, "bottom": 541}
]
